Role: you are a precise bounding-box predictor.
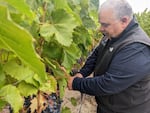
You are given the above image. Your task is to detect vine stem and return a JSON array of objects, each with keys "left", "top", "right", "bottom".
[
  {"left": 37, "top": 90, "right": 41, "bottom": 113},
  {"left": 42, "top": 2, "right": 47, "bottom": 23},
  {"left": 60, "top": 66, "right": 70, "bottom": 79}
]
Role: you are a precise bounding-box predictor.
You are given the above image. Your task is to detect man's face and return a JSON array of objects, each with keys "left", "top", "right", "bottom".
[{"left": 98, "top": 9, "right": 125, "bottom": 38}]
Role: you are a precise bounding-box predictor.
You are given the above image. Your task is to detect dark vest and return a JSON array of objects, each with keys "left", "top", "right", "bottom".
[{"left": 94, "top": 26, "right": 150, "bottom": 113}]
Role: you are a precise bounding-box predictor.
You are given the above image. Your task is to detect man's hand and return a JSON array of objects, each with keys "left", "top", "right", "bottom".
[{"left": 67, "top": 73, "right": 83, "bottom": 90}]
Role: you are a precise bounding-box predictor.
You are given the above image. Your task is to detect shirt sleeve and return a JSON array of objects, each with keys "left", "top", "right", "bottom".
[
  {"left": 72, "top": 43, "right": 150, "bottom": 96},
  {"left": 79, "top": 45, "right": 99, "bottom": 77}
]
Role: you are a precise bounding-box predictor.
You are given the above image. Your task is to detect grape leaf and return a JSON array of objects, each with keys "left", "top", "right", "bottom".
[
  {"left": 0, "top": 64, "right": 6, "bottom": 88},
  {"left": 3, "top": 59, "right": 39, "bottom": 87},
  {"left": 53, "top": 0, "right": 69, "bottom": 9},
  {"left": 53, "top": 0, "right": 82, "bottom": 25},
  {"left": 18, "top": 81, "right": 38, "bottom": 97},
  {"left": 80, "top": 8, "right": 96, "bottom": 29},
  {"left": 0, "top": 6, "right": 47, "bottom": 83},
  {"left": 48, "top": 60, "right": 66, "bottom": 79},
  {"left": 42, "top": 42, "right": 63, "bottom": 60},
  {"left": 24, "top": 74, "right": 40, "bottom": 88},
  {"left": 40, "top": 9, "right": 77, "bottom": 46},
  {"left": 72, "top": 26, "right": 92, "bottom": 55},
  {"left": 3, "top": 60, "right": 34, "bottom": 81},
  {"left": 30, "top": 97, "right": 38, "bottom": 113},
  {"left": 39, "top": 75, "right": 57, "bottom": 94},
  {"left": 0, "top": 85, "right": 23, "bottom": 113},
  {"left": 62, "top": 43, "right": 81, "bottom": 69},
  {"left": 0, "top": 40, "right": 8, "bottom": 50},
  {"left": 58, "top": 79, "right": 67, "bottom": 99},
  {"left": 0, "top": 0, "right": 33, "bottom": 19},
  {"left": 0, "top": 100, "right": 7, "bottom": 111}
]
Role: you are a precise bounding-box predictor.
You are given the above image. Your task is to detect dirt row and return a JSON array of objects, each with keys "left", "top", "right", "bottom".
[{"left": 62, "top": 89, "right": 97, "bottom": 113}]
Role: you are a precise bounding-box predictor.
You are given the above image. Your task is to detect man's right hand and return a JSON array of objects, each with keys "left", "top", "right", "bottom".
[{"left": 67, "top": 73, "right": 83, "bottom": 90}]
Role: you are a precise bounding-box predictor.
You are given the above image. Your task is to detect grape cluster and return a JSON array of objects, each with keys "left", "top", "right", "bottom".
[
  {"left": 23, "top": 93, "right": 62, "bottom": 113},
  {"left": 23, "top": 96, "right": 32, "bottom": 113},
  {"left": 42, "top": 93, "right": 62, "bottom": 113}
]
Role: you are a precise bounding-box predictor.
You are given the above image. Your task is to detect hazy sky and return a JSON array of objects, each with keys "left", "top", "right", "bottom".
[{"left": 99, "top": 0, "right": 150, "bottom": 13}]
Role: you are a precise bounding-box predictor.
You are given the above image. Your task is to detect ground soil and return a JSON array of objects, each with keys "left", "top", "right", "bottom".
[{"left": 62, "top": 89, "right": 97, "bottom": 113}]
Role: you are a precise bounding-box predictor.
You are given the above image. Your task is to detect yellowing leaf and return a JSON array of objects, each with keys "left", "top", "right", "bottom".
[
  {"left": 40, "top": 75, "right": 57, "bottom": 94},
  {"left": 30, "top": 97, "right": 38, "bottom": 113}
]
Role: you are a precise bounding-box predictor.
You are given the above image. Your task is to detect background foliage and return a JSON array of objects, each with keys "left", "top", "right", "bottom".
[{"left": 135, "top": 9, "right": 150, "bottom": 36}]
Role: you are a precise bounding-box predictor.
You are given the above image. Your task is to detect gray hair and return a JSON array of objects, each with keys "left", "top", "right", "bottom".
[{"left": 99, "top": 0, "right": 133, "bottom": 20}]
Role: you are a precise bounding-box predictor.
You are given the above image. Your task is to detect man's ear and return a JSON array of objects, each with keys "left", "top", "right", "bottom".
[
  {"left": 121, "top": 16, "right": 130, "bottom": 28},
  {"left": 121, "top": 16, "right": 128, "bottom": 23}
]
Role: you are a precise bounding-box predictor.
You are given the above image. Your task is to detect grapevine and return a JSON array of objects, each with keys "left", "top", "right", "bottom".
[{"left": 0, "top": 0, "right": 99, "bottom": 112}]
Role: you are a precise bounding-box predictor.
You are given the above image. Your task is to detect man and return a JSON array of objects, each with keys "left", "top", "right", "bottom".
[{"left": 67, "top": 0, "right": 150, "bottom": 113}]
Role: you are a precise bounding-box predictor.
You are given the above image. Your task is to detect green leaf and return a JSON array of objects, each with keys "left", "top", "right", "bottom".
[
  {"left": 89, "top": 0, "right": 99, "bottom": 11},
  {"left": 39, "top": 75, "right": 57, "bottom": 94},
  {"left": 70, "top": 97, "right": 77, "bottom": 106},
  {"left": 62, "top": 43, "right": 81, "bottom": 69},
  {"left": 1, "top": 0, "right": 33, "bottom": 19},
  {"left": 58, "top": 79, "right": 67, "bottom": 99},
  {"left": 0, "top": 40, "right": 8, "bottom": 50},
  {"left": 66, "top": 0, "right": 83, "bottom": 25},
  {"left": 0, "top": 6, "right": 47, "bottom": 83},
  {"left": 40, "top": 9, "right": 77, "bottom": 46},
  {"left": 61, "top": 107, "right": 71, "bottom": 113},
  {"left": 49, "top": 60, "right": 66, "bottom": 79},
  {"left": 72, "top": 26, "right": 92, "bottom": 55},
  {"left": 3, "top": 59, "right": 40, "bottom": 87},
  {"left": 0, "top": 64, "right": 6, "bottom": 88},
  {"left": 53, "top": 0, "right": 69, "bottom": 9},
  {"left": 24, "top": 74, "right": 40, "bottom": 88},
  {"left": 0, "top": 100, "right": 7, "bottom": 111},
  {"left": 73, "top": 26, "right": 91, "bottom": 46},
  {"left": 18, "top": 81, "right": 38, "bottom": 97},
  {"left": 0, "top": 85, "right": 23, "bottom": 113},
  {"left": 80, "top": 8, "right": 96, "bottom": 29},
  {"left": 67, "top": 0, "right": 81, "bottom": 6},
  {"left": 25, "top": 0, "right": 40, "bottom": 11},
  {"left": 3, "top": 59, "right": 34, "bottom": 80},
  {"left": 88, "top": 0, "right": 99, "bottom": 26},
  {"left": 53, "top": 0, "right": 82, "bottom": 25},
  {"left": 42, "top": 42, "right": 63, "bottom": 60}
]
